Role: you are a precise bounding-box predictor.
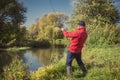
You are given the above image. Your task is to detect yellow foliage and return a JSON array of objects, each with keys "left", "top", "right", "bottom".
[{"left": 31, "top": 65, "right": 54, "bottom": 80}]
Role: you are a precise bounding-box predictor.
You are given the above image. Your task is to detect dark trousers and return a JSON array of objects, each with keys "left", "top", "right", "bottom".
[{"left": 66, "top": 51, "right": 87, "bottom": 72}]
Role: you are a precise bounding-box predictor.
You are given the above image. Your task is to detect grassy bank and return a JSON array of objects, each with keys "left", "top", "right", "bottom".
[
  {"left": 31, "top": 46, "right": 120, "bottom": 80},
  {"left": 0, "top": 46, "right": 120, "bottom": 80}
]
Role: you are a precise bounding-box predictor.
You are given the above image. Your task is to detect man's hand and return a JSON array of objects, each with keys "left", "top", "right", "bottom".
[{"left": 61, "top": 28, "right": 64, "bottom": 31}]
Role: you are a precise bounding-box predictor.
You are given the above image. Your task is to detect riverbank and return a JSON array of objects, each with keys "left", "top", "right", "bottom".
[
  {"left": 31, "top": 46, "right": 120, "bottom": 80},
  {"left": 0, "top": 47, "right": 31, "bottom": 52},
  {"left": 0, "top": 46, "right": 120, "bottom": 80}
]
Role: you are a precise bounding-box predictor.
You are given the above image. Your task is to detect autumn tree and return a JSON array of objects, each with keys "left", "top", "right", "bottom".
[
  {"left": 28, "top": 23, "right": 40, "bottom": 39},
  {"left": 28, "top": 12, "right": 68, "bottom": 41}
]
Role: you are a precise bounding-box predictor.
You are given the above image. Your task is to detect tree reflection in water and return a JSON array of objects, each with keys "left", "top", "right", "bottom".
[
  {"left": 0, "top": 48, "right": 65, "bottom": 71},
  {"left": 20, "top": 47, "right": 65, "bottom": 71}
]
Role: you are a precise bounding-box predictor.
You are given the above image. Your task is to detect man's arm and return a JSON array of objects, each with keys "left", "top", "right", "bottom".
[{"left": 61, "top": 28, "right": 78, "bottom": 38}]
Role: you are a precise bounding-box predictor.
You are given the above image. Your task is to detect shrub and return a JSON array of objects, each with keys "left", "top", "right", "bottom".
[
  {"left": 29, "top": 39, "right": 51, "bottom": 48},
  {"left": 31, "top": 56, "right": 66, "bottom": 80},
  {"left": 3, "top": 57, "right": 30, "bottom": 80},
  {"left": 86, "top": 24, "right": 120, "bottom": 47}
]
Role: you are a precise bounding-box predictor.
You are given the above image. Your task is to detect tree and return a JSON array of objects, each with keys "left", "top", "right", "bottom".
[
  {"left": 0, "top": 0, "right": 26, "bottom": 25},
  {"left": 70, "top": 0, "right": 120, "bottom": 45},
  {"left": 28, "top": 23, "right": 40, "bottom": 39},
  {"left": 28, "top": 12, "right": 68, "bottom": 41},
  {"left": 71, "top": 0, "right": 120, "bottom": 25},
  {"left": 0, "top": 0, "right": 26, "bottom": 47}
]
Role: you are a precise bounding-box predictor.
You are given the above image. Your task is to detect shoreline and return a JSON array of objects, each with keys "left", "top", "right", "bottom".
[{"left": 0, "top": 47, "right": 31, "bottom": 52}]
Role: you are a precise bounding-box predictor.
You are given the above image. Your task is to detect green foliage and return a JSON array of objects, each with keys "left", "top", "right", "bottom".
[
  {"left": 0, "top": 0, "right": 26, "bottom": 24},
  {"left": 81, "top": 47, "right": 120, "bottom": 80},
  {"left": 0, "top": 0, "right": 27, "bottom": 48},
  {"left": 31, "top": 56, "right": 66, "bottom": 80},
  {"left": 86, "top": 24, "right": 120, "bottom": 46},
  {"left": 3, "top": 57, "right": 30, "bottom": 80},
  {"left": 28, "top": 12, "right": 68, "bottom": 42},
  {"left": 28, "top": 23, "right": 40, "bottom": 39},
  {"left": 71, "top": 0, "right": 120, "bottom": 25},
  {"left": 29, "top": 39, "right": 51, "bottom": 48}
]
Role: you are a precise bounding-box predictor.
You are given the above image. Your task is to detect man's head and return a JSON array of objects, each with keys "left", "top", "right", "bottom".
[{"left": 78, "top": 21, "right": 85, "bottom": 27}]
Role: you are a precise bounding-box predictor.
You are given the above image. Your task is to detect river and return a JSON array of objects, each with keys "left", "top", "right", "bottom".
[{"left": 0, "top": 47, "right": 65, "bottom": 71}]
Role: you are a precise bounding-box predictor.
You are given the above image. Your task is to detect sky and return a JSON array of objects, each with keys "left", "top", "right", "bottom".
[
  {"left": 19, "top": 0, "right": 74, "bottom": 27},
  {"left": 19, "top": 0, "right": 120, "bottom": 27}
]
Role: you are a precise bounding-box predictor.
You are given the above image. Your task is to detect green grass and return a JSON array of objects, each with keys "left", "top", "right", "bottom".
[{"left": 31, "top": 46, "right": 120, "bottom": 80}]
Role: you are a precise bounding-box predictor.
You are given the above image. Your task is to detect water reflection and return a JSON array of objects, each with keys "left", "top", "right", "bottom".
[
  {"left": 24, "top": 47, "right": 65, "bottom": 71},
  {"left": 0, "top": 51, "right": 16, "bottom": 68},
  {"left": 0, "top": 47, "right": 65, "bottom": 71}
]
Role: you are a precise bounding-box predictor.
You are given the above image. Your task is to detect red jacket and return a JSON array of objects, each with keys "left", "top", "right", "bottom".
[{"left": 62, "top": 27, "right": 87, "bottom": 53}]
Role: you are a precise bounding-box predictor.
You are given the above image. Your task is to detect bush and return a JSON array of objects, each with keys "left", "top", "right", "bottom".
[
  {"left": 3, "top": 57, "right": 30, "bottom": 80},
  {"left": 86, "top": 24, "right": 120, "bottom": 47},
  {"left": 31, "top": 55, "right": 66, "bottom": 80},
  {"left": 29, "top": 39, "right": 51, "bottom": 48}
]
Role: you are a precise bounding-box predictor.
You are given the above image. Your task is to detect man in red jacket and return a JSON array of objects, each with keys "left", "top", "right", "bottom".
[{"left": 61, "top": 20, "right": 88, "bottom": 77}]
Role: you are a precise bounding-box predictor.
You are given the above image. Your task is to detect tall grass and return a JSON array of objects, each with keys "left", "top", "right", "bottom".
[{"left": 86, "top": 24, "right": 120, "bottom": 47}]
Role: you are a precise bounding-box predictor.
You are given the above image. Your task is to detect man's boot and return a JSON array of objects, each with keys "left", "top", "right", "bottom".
[
  {"left": 67, "top": 66, "right": 72, "bottom": 77},
  {"left": 80, "top": 65, "right": 87, "bottom": 77}
]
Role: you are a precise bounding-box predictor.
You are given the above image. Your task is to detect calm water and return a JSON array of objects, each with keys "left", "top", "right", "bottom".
[{"left": 0, "top": 47, "right": 65, "bottom": 71}]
